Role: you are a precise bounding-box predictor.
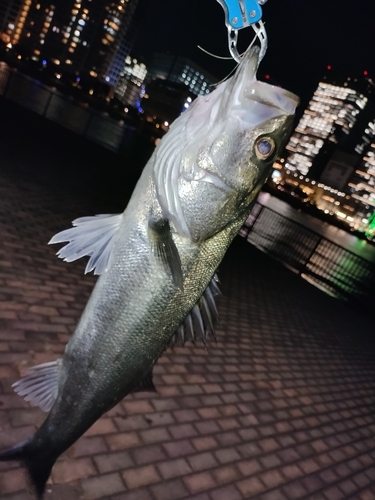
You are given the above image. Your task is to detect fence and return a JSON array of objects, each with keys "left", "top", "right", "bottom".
[
  {"left": 0, "top": 62, "right": 136, "bottom": 152},
  {"left": 240, "top": 200, "right": 375, "bottom": 312}
]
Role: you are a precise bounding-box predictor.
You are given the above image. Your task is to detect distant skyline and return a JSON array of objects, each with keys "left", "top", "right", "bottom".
[{"left": 132, "top": 0, "right": 375, "bottom": 107}]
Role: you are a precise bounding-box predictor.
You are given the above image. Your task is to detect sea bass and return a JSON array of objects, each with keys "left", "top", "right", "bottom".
[{"left": 0, "top": 46, "right": 298, "bottom": 498}]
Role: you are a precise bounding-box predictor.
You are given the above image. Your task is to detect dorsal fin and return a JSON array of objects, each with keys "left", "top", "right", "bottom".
[{"left": 49, "top": 214, "right": 123, "bottom": 275}]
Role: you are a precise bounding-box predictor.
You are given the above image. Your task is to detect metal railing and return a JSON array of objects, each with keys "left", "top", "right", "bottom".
[{"left": 240, "top": 201, "right": 375, "bottom": 312}]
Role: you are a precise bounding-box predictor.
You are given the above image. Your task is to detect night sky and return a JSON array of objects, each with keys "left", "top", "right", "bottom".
[{"left": 132, "top": 0, "right": 375, "bottom": 109}]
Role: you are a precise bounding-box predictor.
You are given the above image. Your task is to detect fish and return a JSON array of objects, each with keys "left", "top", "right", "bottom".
[{"left": 0, "top": 46, "right": 298, "bottom": 498}]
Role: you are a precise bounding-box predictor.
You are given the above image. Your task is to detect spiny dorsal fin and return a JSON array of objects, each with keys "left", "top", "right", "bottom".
[
  {"left": 148, "top": 217, "right": 183, "bottom": 290},
  {"left": 12, "top": 359, "right": 62, "bottom": 412},
  {"left": 49, "top": 214, "right": 123, "bottom": 275}
]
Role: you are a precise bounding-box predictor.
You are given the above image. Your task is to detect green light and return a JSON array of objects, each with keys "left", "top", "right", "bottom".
[{"left": 365, "top": 210, "right": 375, "bottom": 239}]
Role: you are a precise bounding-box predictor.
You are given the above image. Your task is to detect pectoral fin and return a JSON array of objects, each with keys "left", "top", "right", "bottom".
[{"left": 148, "top": 218, "right": 183, "bottom": 290}]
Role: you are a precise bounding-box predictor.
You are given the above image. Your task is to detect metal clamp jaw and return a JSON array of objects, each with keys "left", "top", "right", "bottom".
[{"left": 216, "top": 0, "right": 268, "bottom": 63}]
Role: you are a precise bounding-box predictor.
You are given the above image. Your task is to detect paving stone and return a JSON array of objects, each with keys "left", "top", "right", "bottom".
[
  {"left": 81, "top": 473, "right": 124, "bottom": 499},
  {"left": 94, "top": 451, "right": 135, "bottom": 473},
  {"left": 73, "top": 436, "right": 107, "bottom": 457},
  {"left": 169, "top": 423, "right": 198, "bottom": 439},
  {"left": 183, "top": 472, "right": 216, "bottom": 494},
  {"left": 237, "top": 459, "right": 262, "bottom": 476},
  {"left": 211, "top": 465, "right": 241, "bottom": 485},
  {"left": 122, "top": 465, "right": 161, "bottom": 489},
  {"left": 214, "top": 447, "right": 241, "bottom": 464},
  {"left": 140, "top": 426, "right": 171, "bottom": 444},
  {"left": 44, "top": 483, "right": 83, "bottom": 500},
  {"left": 163, "top": 439, "right": 196, "bottom": 458},
  {"left": 192, "top": 436, "right": 218, "bottom": 451},
  {"left": 110, "top": 488, "right": 153, "bottom": 500},
  {"left": 237, "top": 476, "right": 267, "bottom": 497},
  {"left": 188, "top": 452, "right": 218, "bottom": 472},
  {"left": 282, "top": 481, "right": 309, "bottom": 499},
  {"left": 209, "top": 484, "right": 242, "bottom": 500},
  {"left": 0, "top": 468, "right": 29, "bottom": 494},
  {"left": 157, "top": 458, "right": 193, "bottom": 480},
  {"left": 52, "top": 458, "right": 96, "bottom": 483},
  {"left": 258, "top": 491, "right": 288, "bottom": 500},
  {"left": 132, "top": 444, "right": 168, "bottom": 465},
  {"left": 151, "top": 479, "right": 189, "bottom": 500},
  {"left": 105, "top": 432, "right": 141, "bottom": 451}
]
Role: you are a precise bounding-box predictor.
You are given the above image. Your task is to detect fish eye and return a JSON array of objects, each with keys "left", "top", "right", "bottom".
[{"left": 255, "top": 137, "right": 276, "bottom": 161}]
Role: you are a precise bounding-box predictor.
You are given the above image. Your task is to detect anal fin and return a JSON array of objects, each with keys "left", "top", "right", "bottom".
[
  {"left": 148, "top": 218, "right": 183, "bottom": 290},
  {"left": 132, "top": 370, "right": 156, "bottom": 393},
  {"left": 12, "top": 359, "right": 62, "bottom": 412}
]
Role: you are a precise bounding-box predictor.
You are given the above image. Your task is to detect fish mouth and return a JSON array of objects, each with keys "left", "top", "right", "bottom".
[
  {"left": 220, "top": 46, "right": 299, "bottom": 129},
  {"left": 228, "top": 46, "right": 300, "bottom": 117}
]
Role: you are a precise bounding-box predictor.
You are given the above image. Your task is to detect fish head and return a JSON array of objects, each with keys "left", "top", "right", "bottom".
[{"left": 154, "top": 47, "right": 299, "bottom": 241}]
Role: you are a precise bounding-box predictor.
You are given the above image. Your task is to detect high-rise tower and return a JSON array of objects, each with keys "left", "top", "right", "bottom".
[
  {"left": 281, "top": 76, "right": 375, "bottom": 217},
  {"left": 0, "top": 0, "right": 139, "bottom": 86},
  {"left": 284, "top": 81, "right": 373, "bottom": 180}
]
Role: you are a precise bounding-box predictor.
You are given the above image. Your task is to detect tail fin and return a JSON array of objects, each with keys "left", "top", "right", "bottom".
[{"left": 0, "top": 439, "right": 55, "bottom": 499}]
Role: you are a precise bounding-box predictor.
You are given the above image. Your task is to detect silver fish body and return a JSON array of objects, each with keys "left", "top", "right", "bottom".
[{"left": 0, "top": 47, "right": 298, "bottom": 498}]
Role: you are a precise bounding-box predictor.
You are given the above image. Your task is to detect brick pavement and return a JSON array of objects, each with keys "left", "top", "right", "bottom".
[{"left": 1, "top": 111, "right": 375, "bottom": 499}]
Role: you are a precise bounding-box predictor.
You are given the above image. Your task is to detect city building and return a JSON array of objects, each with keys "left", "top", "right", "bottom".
[
  {"left": 0, "top": 0, "right": 139, "bottom": 86},
  {"left": 277, "top": 75, "right": 375, "bottom": 235},
  {"left": 349, "top": 139, "right": 375, "bottom": 208},
  {"left": 139, "top": 52, "right": 217, "bottom": 126},
  {"left": 147, "top": 53, "right": 217, "bottom": 97},
  {"left": 284, "top": 80, "right": 373, "bottom": 180},
  {"left": 115, "top": 55, "right": 147, "bottom": 107}
]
